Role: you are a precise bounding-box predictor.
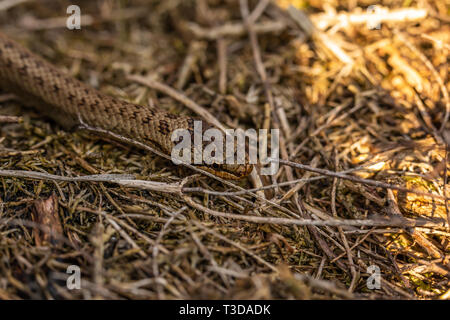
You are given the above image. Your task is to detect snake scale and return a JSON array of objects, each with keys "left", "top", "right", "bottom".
[{"left": 0, "top": 32, "right": 252, "bottom": 179}]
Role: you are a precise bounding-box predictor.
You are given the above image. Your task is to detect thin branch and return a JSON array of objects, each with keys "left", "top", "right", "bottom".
[
  {"left": 128, "top": 74, "right": 226, "bottom": 131},
  {"left": 276, "top": 159, "right": 450, "bottom": 201},
  {"left": 183, "top": 195, "right": 447, "bottom": 229},
  {"left": 0, "top": 169, "right": 183, "bottom": 193},
  {"left": 191, "top": 220, "right": 277, "bottom": 272},
  {"left": 0, "top": 115, "right": 21, "bottom": 123},
  {"left": 394, "top": 30, "right": 450, "bottom": 133},
  {"left": 311, "top": 7, "right": 428, "bottom": 31},
  {"left": 0, "top": 0, "right": 29, "bottom": 11},
  {"left": 187, "top": 20, "right": 285, "bottom": 40},
  {"left": 153, "top": 206, "right": 187, "bottom": 298}
]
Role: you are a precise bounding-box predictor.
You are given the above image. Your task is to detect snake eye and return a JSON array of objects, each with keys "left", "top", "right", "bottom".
[{"left": 212, "top": 163, "right": 219, "bottom": 169}]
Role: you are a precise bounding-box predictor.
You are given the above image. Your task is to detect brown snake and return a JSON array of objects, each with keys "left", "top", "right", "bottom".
[{"left": 0, "top": 32, "right": 252, "bottom": 179}]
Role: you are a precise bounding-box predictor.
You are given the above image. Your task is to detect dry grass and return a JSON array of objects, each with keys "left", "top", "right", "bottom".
[{"left": 0, "top": 0, "right": 449, "bottom": 299}]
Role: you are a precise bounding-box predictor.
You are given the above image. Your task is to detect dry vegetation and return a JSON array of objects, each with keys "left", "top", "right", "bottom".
[{"left": 0, "top": 0, "right": 449, "bottom": 299}]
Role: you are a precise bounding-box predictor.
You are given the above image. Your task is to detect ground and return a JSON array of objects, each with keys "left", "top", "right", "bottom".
[{"left": 0, "top": 0, "right": 449, "bottom": 299}]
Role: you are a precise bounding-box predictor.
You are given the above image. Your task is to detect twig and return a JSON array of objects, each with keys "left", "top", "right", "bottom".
[
  {"left": 104, "top": 216, "right": 147, "bottom": 258},
  {"left": 0, "top": 169, "right": 183, "bottom": 193},
  {"left": 444, "top": 133, "right": 449, "bottom": 228},
  {"left": 240, "top": 0, "right": 295, "bottom": 188},
  {"left": 189, "top": 225, "right": 230, "bottom": 287},
  {"left": 217, "top": 38, "right": 228, "bottom": 94},
  {"left": 183, "top": 195, "right": 446, "bottom": 229},
  {"left": 176, "top": 41, "right": 205, "bottom": 90},
  {"left": 128, "top": 74, "right": 226, "bottom": 131},
  {"left": 311, "top": 7, "right": 428, "bottom": 31},
  {"left": 247, "top": 0, "right": 270, "bottom": 24},
  {"left": 18, "top": 7, "right": 148, "bottom": 30},
  {"left": 78, "top": 206, "right": 169, "bottom": 254},
  {"left": 191, "top": 220, "right": 277, "bottom": 272},
  {"left": 331, "top": 154, "right": 358, "bottom": 291},
  {"left": 287, "top": 6, "right": 354, "bottom": 66},
  {"left": 0, "top": 115, "right": 21, "bottom": 123},
  {"left": 184, "top": 175, "right": 329, "bottom": 196},
  {"left": 186, "top": 20, "right": 285, "bottom": 40},
  {"left": 421, "top": 34, "right": 450, "bottom": 51},
  {"left": 19, "top": 14, "right": 94, "bottom": 30},
  {"left": 394, "top": 30, "right": 450, "bottom": 133},
  {"left": 90, "top": 223, "right": 105, "bottom": 291},
  {"left": 0, "top": 93, "right": 15, "bottom": 102},
  {"left": 0, "top": 0, "right": 29, "bottom": 11},
  {"left": 153, "top": 206, "right": 187, "bottom": 298},
  {"left": 276, "top": 159, "right": 450, "bottom": 201},
  {"left": 294, "top": 273, "right": 354, "bottom": 299},
  {"left": 386, "top": 189, "right": 442, "bottom": 258},
  {"left": 413, "top": 90, "right": 443, "bottom": 145}
]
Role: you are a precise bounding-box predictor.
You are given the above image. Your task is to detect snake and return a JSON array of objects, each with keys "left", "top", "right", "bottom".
[{"left": 0, "top": 32, "right": 252, "bottom": 179}]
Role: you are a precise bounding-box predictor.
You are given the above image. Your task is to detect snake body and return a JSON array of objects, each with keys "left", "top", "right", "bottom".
[{"left": 0, "top": 32, "right": 251, "bottom": 179}]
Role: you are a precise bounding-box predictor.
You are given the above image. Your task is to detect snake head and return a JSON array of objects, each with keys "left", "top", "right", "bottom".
[
  {"left": 170, "top": 118, "right": 254, "bottom": 179},
  {"left": 199, "top": 125, "right": 254, "bottom": 180}
]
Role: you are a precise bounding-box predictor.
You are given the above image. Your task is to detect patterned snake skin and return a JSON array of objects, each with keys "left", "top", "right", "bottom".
[{"left": 0, "top": 32, "right": 252, "bottom": 179}]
